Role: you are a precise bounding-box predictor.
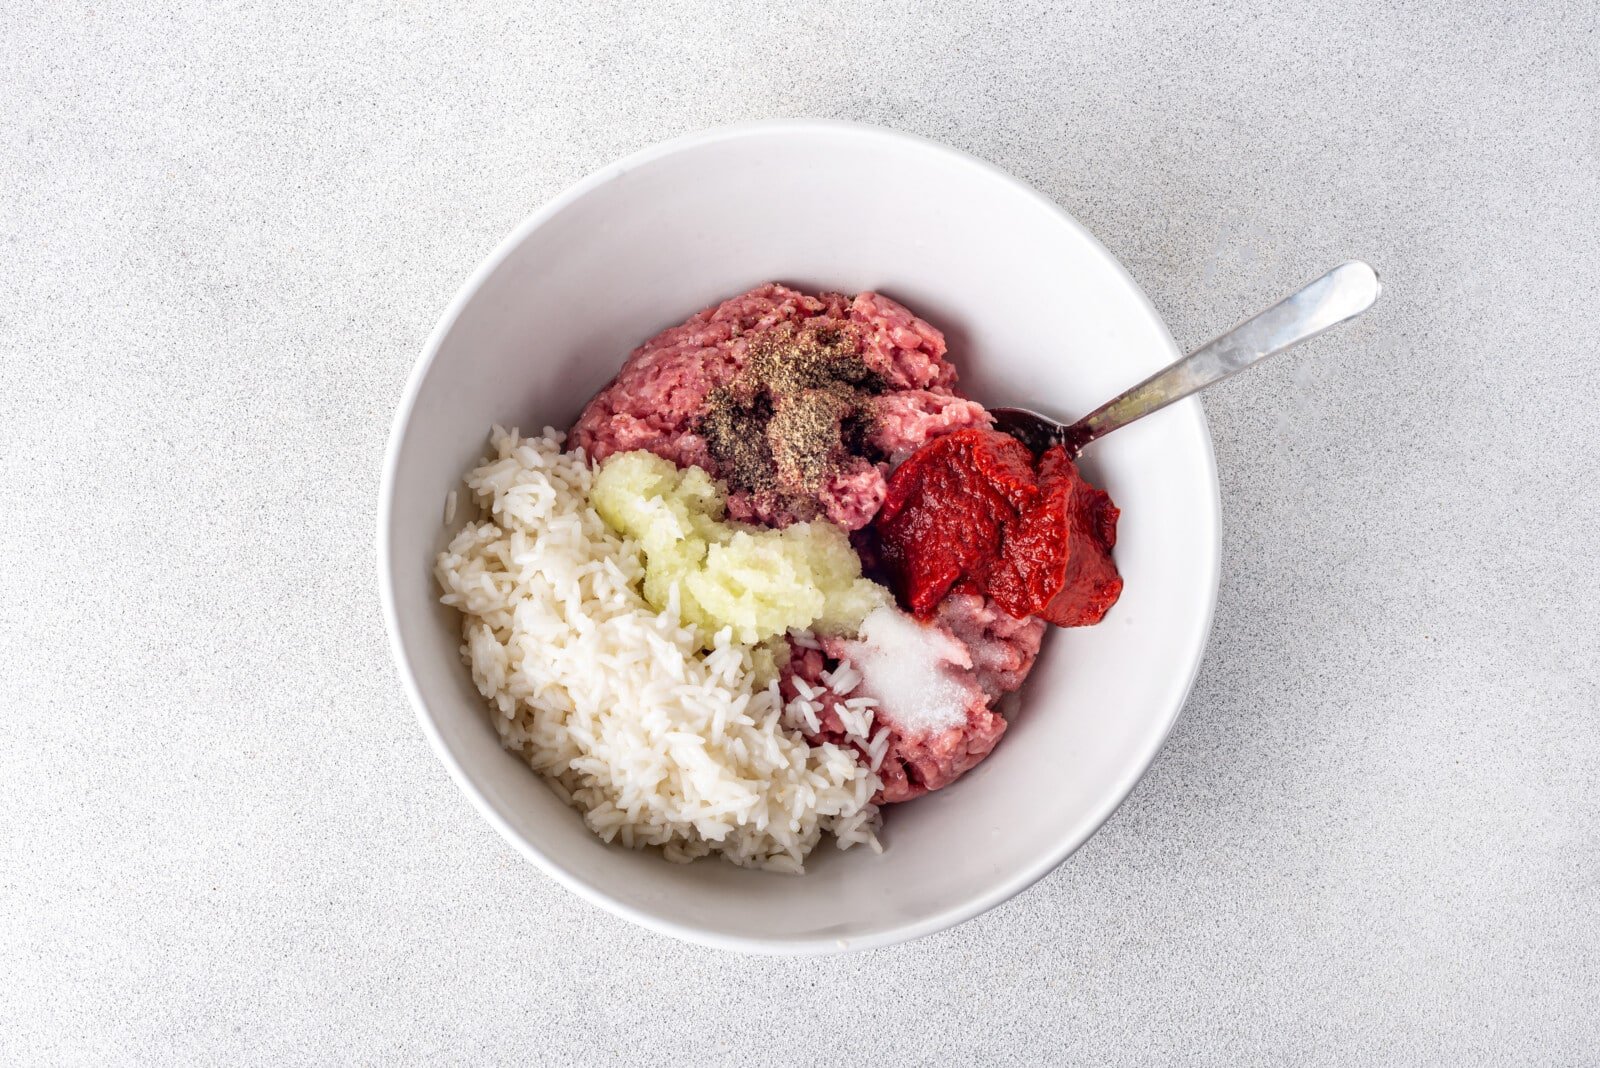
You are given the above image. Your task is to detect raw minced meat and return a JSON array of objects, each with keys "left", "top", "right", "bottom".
[
  {"left": 782, "top": 593, "right": 1043, "bottom": 803},
  {"left": 571, "top": 283, "right": 989, "bottom": 531},
  {"left": 932, "top": 593, "right": 1047, "bottom": 701}
]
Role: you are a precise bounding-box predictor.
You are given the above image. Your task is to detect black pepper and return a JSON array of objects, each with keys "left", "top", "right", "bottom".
[{"left": 697, "top": 322, "right": 885, "bottom": 507}]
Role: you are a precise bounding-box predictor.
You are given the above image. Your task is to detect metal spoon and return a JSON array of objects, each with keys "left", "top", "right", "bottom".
[{"left": 991, "top": 261, "right": 1382, "bottom": 455}]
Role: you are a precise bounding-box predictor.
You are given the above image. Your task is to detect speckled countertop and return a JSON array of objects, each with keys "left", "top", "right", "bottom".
[{"left": 3, "top": 2, "right": 1597, "bottom": 1064}]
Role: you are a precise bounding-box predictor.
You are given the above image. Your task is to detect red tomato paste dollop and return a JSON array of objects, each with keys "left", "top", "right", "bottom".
[{"left": 874, "top": 428, "right": 1123, "bottom": 627}]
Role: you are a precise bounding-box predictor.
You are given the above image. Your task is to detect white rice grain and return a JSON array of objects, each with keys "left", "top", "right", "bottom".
[
  {"left": 435, "top": 426, "right": 881, "bottom": 872},
  {"left": 867, "top": 727, "right": 893, "bottom": 773}
]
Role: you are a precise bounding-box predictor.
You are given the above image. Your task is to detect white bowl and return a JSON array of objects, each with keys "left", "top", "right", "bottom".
[{"left": 379, "top": 120, "right": 1219, "bottom": 955}]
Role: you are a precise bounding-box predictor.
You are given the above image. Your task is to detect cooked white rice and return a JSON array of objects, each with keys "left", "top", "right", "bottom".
[{"left": 434, "top": 426, "right": 882, "bottom": 872}]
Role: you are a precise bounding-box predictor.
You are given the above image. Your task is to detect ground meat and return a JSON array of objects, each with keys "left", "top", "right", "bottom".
[
  {"left": 873, "top": 704, "right": 1008, "bottom": 803},
  {"left": 817, "top": 623, "right": 1006, "bottom": 804},
  {"left": 932, "top": 593, "right": 1047, "bottom": 701},
  {"left": 571, "top": 283, "right": 979, "bottom": 530},
  {"left": 812, "top": 457, "right": 888, "bottom": 530},
  {"left": 781, "top": 596, "right": 1043, "bottom": 804},
  {"left": 868, "top": 390, "right": 991, "bottom": 462},
  {"left": 570, "top": 286, "right": 807, "bottom": 470},
  {"left": 850, "top": 292, "right": 959, "bottom": 391},
  {"left": 724, "top": 455, "right": 887, "bottom": 530},
  {"left": 780, "top": 646, "right": 856, "bottom": 737}
]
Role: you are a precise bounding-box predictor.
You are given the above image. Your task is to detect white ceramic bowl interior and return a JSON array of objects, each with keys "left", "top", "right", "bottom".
[{"left": 380, "top": 121, "right": 1219, "bottom": 954}]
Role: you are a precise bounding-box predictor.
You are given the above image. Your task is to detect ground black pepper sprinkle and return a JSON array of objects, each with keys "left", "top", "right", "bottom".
[
  {"left": 698, "top": 322, "right": 884, "bottom": 502},
  {"left": 769, "top": 387, "right": 853, "bottom": 488},
  {"left": 700, "top": 388, "right": 776, "bottom": 491}
]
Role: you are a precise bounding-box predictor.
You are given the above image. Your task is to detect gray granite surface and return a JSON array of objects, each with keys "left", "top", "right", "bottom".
[{"left": 3, "top": 2, "right": 1597, "bottom": 1064}]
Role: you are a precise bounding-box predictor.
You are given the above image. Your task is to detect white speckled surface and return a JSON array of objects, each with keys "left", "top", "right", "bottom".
[{"left": 3, "top": 2, "right": 1597, "bottom": 1063}]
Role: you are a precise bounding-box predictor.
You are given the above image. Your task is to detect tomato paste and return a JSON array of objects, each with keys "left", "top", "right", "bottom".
[{"left": 874, "top": 428, "right": 1123, "bottom": 627}]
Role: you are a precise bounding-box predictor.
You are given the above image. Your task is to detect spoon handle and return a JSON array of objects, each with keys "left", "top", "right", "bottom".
[{"left": 1065, "top": 261, "right": 1381, "bottom": 451}]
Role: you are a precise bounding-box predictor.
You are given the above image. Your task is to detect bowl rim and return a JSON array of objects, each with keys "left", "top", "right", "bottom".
[{"left": 377, "top": 118, "right": 1221, "bottom": 956}]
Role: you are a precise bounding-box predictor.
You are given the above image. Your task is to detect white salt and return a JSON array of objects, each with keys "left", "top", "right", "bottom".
[{"left": 843, "top": 606, "right": 973, "bottom": 734}]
